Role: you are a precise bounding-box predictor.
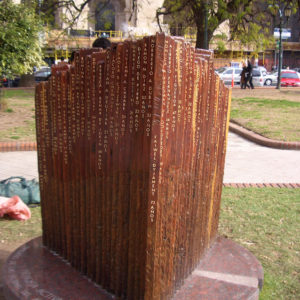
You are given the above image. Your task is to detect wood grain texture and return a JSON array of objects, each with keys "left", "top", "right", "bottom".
[{"left": 35, "top": 34, "right": 231, "bottom": 300}]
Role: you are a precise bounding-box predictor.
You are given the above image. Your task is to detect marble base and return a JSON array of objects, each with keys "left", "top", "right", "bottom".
[{"left": 1, "top": 237, "right": 263, "bottom": 300}]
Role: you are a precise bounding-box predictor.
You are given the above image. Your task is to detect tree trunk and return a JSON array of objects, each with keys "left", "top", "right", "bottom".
[
  {"left": 196, "top": 29, "right": 206, "bottom": 48},
  {"left": 193, "top": 3, "right": 219, "bottom": 50},
  {"left": 193, "top": 5, "right": 207, "bottom": 49}
]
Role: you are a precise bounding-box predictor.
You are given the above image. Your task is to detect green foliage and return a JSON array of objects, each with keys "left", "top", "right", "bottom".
[
  {"left": 0, "top": 0, "right": 44, "bottom": 79},
  {"left": 159, "top": 0, "right": 299, "bottom": 49},
  {"left": 213, "top": 33, "right": 228, "bottom": 54},
  {"left": 216, "top": 40, "right": 226, "bottom": 54}
]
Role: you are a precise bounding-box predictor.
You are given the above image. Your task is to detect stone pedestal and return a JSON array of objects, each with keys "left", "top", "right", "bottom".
[{"left": 2, "top": 237, "right": 263, "bottom": 300}]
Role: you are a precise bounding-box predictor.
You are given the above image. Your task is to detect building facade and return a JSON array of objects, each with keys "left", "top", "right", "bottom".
[{"left": 55, "top": 0, "right": 164, "bottom": 36}]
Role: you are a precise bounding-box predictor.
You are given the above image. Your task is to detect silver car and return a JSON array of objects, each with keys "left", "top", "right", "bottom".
[
  {"left": 216, "top": 67, "right": 242, "bottom": 85},
  {"left": 251, "top": 68, "right": 265, "bottom": 87},
  {"left": 264, "top": 71, "right": 278, "bottom": 86}
]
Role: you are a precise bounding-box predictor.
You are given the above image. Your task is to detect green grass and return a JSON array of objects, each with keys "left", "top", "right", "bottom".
[
  {"left": 0, "top": 206, "right": 42, "bottom": 244},
  {"left": 1, "top": 89, "right": 34, "bottom": 100},
  {"left": 219, "top": 188, "right": 300, "bottom": 300},
  {"left": 233, "top": 98, "right": 300, "bottom": 108},
  {"left": 0, "top": 88, "right": 36, "bottom": 142},
  {"left": 231, "top": 97, "right": 300, "bottom": 141},
  {"left": 0, "top": 120, "right": 36, "bottom": 141}
]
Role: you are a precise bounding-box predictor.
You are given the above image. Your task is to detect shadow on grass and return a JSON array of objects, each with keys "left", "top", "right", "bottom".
[{"left": 0, "top": 248, "right": 12, "bottom": 300}]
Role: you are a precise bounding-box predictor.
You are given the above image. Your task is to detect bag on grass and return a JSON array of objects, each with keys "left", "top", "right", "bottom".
[
  {"left": 0, "top": 195, "right": 31, "bottom": 220},
  {"left": 0, "top": 176, "right": 40, "bottom": 205}
]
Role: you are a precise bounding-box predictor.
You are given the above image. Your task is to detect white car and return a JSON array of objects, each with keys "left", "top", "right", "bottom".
[
  {"left": 255, "top": 66, "right": 267, "bottom": 73},
  {"left": 251, "top": 68, "right": 265, "bottom": 87},
  {"left": 264, "top": 71, "right": 278, "bottom": 86},
  {"left": 216, "top": 66, "right": 268, "bottom": 87},
  {"left": 216, "top": 67, "right": 242, "bottom": 85}
]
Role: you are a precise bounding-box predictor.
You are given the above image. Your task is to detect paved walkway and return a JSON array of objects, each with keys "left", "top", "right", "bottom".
[
  {"left": 224, "top": 133, "right": 300, "bottom": 183},
  {"left": 0, "top": 132, "right": 299, "bottom": 183}
]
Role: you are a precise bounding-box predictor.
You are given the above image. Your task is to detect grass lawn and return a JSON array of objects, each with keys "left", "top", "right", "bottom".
[
  {"left": 0, "top": 206, "right": 42, "bottom": 244},
  {"left": 0, "top": 89, "right": 36, "bottom": 142},
  {"left": 0, "top": 188, "right": 299, "bottom": 299},
  {"left": 220, "top": 188, "right": 300, "bottom": 300},
  {"left": 231, "top": 97, "right": 300, "bottom": 142}
]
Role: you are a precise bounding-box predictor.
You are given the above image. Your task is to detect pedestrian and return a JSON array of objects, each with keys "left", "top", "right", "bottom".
[
  {"left": 246, "top": 60, "right": 254, "bottom": 89},
  {"left": 69, "top": 51, "right": 75, "bottom": 65},
  {"left": 240, "top": 63, "right": 248, "bottom": 89}
]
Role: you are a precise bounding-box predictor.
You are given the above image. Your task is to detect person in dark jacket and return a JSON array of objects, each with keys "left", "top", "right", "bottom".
[{"left": 246, "top": 60, "right": 254, "bottom": 89}]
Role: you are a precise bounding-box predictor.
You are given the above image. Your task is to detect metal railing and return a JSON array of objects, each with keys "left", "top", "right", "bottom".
[{"left": 94, "top": 30, "right": 123, "bottom": 39}]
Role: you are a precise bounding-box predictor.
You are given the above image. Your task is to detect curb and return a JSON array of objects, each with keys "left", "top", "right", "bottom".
[
  {"left": 223, "top": 183, "right": 300, "bottom": 188},
  {"left": 0, "top": 142, "right": 36, "bottom": 152},
  {"left": 229, "top": 122, "right": 300, "bottom": 150}
]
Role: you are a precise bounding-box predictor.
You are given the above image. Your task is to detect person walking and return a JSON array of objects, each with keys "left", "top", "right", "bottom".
[
  {"left": 246, "top": 60, "right": 254, "bottom": 89},
  {"left": 240, "top": 63, "right": 248, "bottom": 89}
]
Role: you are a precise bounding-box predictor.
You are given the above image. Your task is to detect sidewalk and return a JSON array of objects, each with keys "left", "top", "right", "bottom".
[
  {"left": 0, "top": 151, "right": 38, "bottom": 180},
  {"left": 223, "top": 132, "right": 300, "bottom": 183},
  {"left": 0, "top": 132, "right": 299, "bottom": 183}
]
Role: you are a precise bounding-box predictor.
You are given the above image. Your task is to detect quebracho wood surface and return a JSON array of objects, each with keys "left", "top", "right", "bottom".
[{"left": 35, "top": 33, "right": 231, "bottom": 300}]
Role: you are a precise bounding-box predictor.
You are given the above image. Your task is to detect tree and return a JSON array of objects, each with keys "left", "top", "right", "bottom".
[
  {"left": 0, "top": 0, "right": 44, "bottom": 79},
  {"left": 156, "top": 0, "right": 299, "bottom": 49},
  {"left": 18, "top": 0, "right": 299, "bottom": 52}
]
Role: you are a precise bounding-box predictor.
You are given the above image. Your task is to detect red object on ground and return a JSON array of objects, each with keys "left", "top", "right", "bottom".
[
  {"left": 281, "top": 70, "right": 300, "bottom": 87},
  {"left": 0, "top": 195, "right": 31, "bottom": 220}
]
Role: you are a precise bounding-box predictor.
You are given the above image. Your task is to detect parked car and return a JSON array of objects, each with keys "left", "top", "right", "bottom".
[
  {"left": 263, "top": 71, "right": 278, "bottom": 86},
  {"left": 34, "top": 67, "right": 51, "bottom": 82},
  {"left": 280, "top": 70, "right": 300, "bottom": 87},
  {"left": 255, "top": 66, "right": 267, "bottom": 73},
  {"left": 216, "top": 67, "right": 242, "bottom": 85},
  {"left": 216, "top": 66, "right": 270, "bottom": 87},
  {"left": 251, "top": 68, "right": 265, "bottom": 87},
  {"left": 1, "top": 76, "right": 20, "bottom": 87},
  {"left": 292, "top": 67, "right": 300, "bottom": 73},
  {"left": 215, "top": 67, "right": 227, "bottom": 73}
]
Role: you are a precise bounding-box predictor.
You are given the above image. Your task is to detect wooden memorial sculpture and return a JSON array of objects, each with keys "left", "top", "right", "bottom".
[{"left": 35, "top": 33, "right": 231, "bottom": 300}]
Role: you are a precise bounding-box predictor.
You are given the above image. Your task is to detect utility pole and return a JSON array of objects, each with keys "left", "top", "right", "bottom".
[
  {"left": 204, "top": 1, "right": 208, "bottom": 49},
  {"left": 277, "top": 13, "right": 283, "bottom": 89}
]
